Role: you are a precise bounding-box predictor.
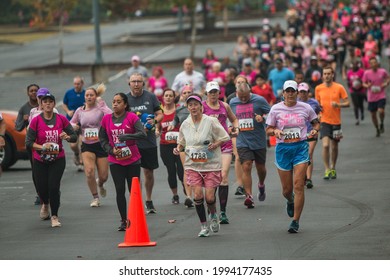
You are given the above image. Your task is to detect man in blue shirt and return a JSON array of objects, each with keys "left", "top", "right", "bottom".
[
  {"left": 62, "top": 76, "right": 86, "bottom": 171},
  {"left": 268, "top": 58, "right": 295, "bottom": 102}
]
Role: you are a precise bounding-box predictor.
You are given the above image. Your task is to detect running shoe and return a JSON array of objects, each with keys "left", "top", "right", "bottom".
[
  {"left": 96, "top": 178, "right": 107, "bottom": 198},
  {"left": 376, "top": 128, "right": 381, "bottom": 137},
  {"left": 286, "top": 195, "right": 294, "bottom": 218},
  {"left": 34, "top": 196, "right": 41, "bottom": 205},
  {"left": 90, "top": 198, "right": 100, "bottom": 207},
  {"left": 172, "top": 195, "right": 180, "bottom": 204},
  {"left": 184, "top": 197, "right": 194, "bottom": 208},
  {"left": 51, "top": 216, "right": 61, "bottom": 228},
  {"left": 305, "top": 179, "right": 313, "bottom": 189},
  {"left": 323, "top": 169, "right": 331, "bottom": 180},
  {"left": 145, "top": 200, "right": 156, "bottom": 214},
  {"left": 257, "top": 183, "right": 266, "bottom": 201},
  {"left": 244, "top": 195, "right": 254, "bottom": 208},
  {"left": 118, "top": 220, "right": 126, "bottom": 231},
  {"left": 77, "top": 164, "right": 84, "bottom": 172},
  {"left": 219, "top": 212, "right": 229, "bottom": 224},
  {"left": 235, "top": 186, "right": 245, "bottom": 196},
  {"left": 209, "top": 213, "right": 220, "bottom": 233},
  {"left": 198, "top": 224, "right": 210, "bottom": 237},
  {"left": 330, "top": 169, "right": 337, "bottom": 179},
  {"left": 380, "top": 123, "right": 384, "bottom": 133},
  {"left": 288, "top": 220, "right": 299, "bottom": 233},
  {"left": 40, "top": 204, "right": 50, "bottom": 220},
  {"left": 73, "top": 153, "right": 81, "bottom": 166}
]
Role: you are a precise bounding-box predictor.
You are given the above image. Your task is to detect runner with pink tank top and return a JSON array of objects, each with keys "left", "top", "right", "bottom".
[
  {"left": 25, "top": 90, "right": 77, "bottom": 228},
  {"left": 202, "top": 81, "right": 239, "bottom": 224},
  {"left": 99, "top": 93, "right": 147, "bottom": 231}
]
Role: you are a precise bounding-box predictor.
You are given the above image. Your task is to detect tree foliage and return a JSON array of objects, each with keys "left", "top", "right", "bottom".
[{"left": 12, "top": 0, "right": 78, "bottom": 27}]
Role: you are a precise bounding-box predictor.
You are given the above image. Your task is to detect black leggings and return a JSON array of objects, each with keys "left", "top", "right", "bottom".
[
  {"left": 27, "top": 146, "right": 38, "bottom": 194},
  {"left": 160, "top": 144, "right": 184, "bottom": 189},
  {"left": 351, "top": 92, "right": 365, "bottom": 120},
  {"left": 109, "top": 163, "right": 141, "bottom": 221},
  {"left": 33, "top": 157, "right": 66, "bottom": 216}
]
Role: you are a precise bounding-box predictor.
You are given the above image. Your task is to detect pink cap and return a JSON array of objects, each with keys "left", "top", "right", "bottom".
[
  {"left": 298, "top": 82, "right": 309, "bottom": 92},
  {"left": 131, "top": 55, "right": 140, "bottom": 62},
  {"left": 186, "top": 95, "right": 202, "bottom": 104}
]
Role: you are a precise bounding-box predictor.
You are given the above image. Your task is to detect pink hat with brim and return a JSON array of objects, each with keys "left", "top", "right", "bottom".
[
  {"left": 298, "top": 83, "right": 310, "bottom": 92},
  {"left": 186, "top": 95, "right": 202, "bottom": 104}
]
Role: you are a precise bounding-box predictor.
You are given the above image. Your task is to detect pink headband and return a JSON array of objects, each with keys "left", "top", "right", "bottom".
[{"left": 186, "top": 95, "right": 202, "bottom": 104}]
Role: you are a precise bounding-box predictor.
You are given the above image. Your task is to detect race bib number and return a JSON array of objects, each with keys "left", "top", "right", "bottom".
[
  {"left": 165, "top": 131, "right": 179, "bottom": 143},
  {"left": 332, "top": 129, "right": 343, "bottom": 140},
  {"left": 116, "top": 146, "right": 132, "bottom": 161},
  {"left": 239, "top": 118, "right": 254, "bottom": 131},
  {"left": 43, "top": 142, "right": 60, "bottom": 155},
  {"left": 283, "top": 127, "right": 301, "bottom": 143},
  {"left": 188, "top": 147, "right": 208, "bottom": 163},
  {"left": 371, "top": 86, "right": 381, "bottom": 93},
  {"left": 84, "top": 127, "right": 99, "bottom": 141}
]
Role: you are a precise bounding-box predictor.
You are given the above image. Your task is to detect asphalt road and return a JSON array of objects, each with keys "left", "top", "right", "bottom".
[{"left": 0, "top": 16, "right": 390, "bottom": 262}]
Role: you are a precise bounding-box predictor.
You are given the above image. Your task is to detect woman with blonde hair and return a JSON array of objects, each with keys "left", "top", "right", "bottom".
[{"left": 70, "top": 84, "right": 112, "bottom": 207}]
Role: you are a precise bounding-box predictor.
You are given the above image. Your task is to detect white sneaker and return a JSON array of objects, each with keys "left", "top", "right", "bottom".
[
  {"left": 209, "top": 214, "right": 220, "bottom": 233},
  {"left": 51, "top": 216, "right": 61, "bottom": 227},
  {"left": 96, "top": 178, "right": 107, "bottom": 198},
  {"left": 40, "top": 204, "right": 50, "bottom": 220},
  {"left": 90, "top": 198, "right": 100, "bottom": 207},
  {"left": 198, "top": 224, "right": 210, "bottom": 237}
]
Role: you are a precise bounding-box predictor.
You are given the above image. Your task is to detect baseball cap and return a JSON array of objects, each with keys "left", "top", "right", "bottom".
[
  {"left": 243, "top": 58, "right": 252, "bottom": 66},
  {"left": 131, "top": 55, "right": 140, "bottom": 62},
  {"left": 310, "top": 56, "right": 318, "bottom": 60},
  {"left": 206, "top": 81, "right": 220, "bottom": 92},
  {"left": 37, "top": 88, "right": 50, "bottom": 97},
  {"left": 298, "top": 82, "right": 309, "bottom": 92},
  {"left": 41, "top": 92, "right": 56, "bottom": 102},
  {"left": 283, "top": 80, "right": 298, "bottom": 91},
  {"left": 186, "top": 94, "right": 202, "bottom": 104}
]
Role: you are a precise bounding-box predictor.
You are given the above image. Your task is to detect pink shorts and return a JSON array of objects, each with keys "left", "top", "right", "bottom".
[
  {"left": 221, "top": 140, "right": 233, "bottom": 154},
  {"left": 186, "top": 169, "right": 221, "bottom": 188}
]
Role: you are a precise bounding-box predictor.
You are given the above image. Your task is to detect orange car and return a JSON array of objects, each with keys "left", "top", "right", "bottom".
[{"left": 0, "top": 110, "right": 29, "bottom": 170}]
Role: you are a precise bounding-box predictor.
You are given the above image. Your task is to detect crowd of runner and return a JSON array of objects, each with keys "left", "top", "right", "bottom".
[{"left": 2, "top": 0, "right": 389, "bottom": 236}]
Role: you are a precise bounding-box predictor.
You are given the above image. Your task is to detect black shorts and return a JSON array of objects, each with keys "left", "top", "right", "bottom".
[
  {"left": 139, "top": 147, "right": 159, "bottom": 170},
  {"left": 237, "top": 147, "right": 266, "bottom": 164},
  {"left": 81, "top": 142, "right": 108, "bottom": 158},
  {"left": 367, "top": 99, "right": 386, "bottom": 112},
  {"left": 320, "top": 123, "right": 342, "bottom": 141}
]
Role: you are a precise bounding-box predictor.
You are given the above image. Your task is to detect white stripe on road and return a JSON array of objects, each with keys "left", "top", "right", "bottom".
[
  {"left": 0, "top": 181, "right": 31, "bottom": 184},
  {"left": 0, "top": 186, "right": 24, "bottom": 189},
  {"left": 56, "top": 43, "right": 175, "bottom": 109}
]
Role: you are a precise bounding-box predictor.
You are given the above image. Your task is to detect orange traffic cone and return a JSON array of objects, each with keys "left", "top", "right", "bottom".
[{"left": 118, "top": 177, "right": 157, "bottom": 247}]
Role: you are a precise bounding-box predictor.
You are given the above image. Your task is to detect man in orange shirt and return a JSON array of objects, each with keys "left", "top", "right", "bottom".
[{"left": 315, "top": 66, "right": 350, "bottom": 180}]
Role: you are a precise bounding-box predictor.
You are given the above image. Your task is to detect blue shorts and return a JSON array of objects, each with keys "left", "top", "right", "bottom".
[{"left": 275, "top": 141, "right": 309, "bottom": 171}]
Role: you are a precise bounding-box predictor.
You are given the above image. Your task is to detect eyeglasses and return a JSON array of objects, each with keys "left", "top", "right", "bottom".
[
  {"left": 208, "top": 90, "right": 219, "bottom": 94},
  {"left": 299, "top": 90, "right": 308, "bottom": 93},
  {"left": 130, "top": 80, "right": 143, "bottom": 84}
]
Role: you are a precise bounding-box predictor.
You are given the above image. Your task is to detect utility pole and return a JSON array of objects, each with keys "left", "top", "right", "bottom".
[{"left": 91, "top": 0, "right": 106, "bottom": 83}]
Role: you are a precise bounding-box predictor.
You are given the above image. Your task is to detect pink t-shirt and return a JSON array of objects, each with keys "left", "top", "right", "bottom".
[
  {"left": 100, "top": 112, "right": 141, "bottom": 166},
  {"left": 29, "top": 113, "right": 69, "bottom": 161},
  {"left": 70, "top": 99, "right": 112, "bottom": 144},
  {"left": 206, "top": 71, "right": 227, "bottom": 100},
  {"left": 148, "top": 76, "right": 169, "bottom": 103},
  {"left": 266, "top": 101, "right": 318, "bottom": 144},
  {"left": 362, "top": 68, "right": 389, "bottom": 102}
]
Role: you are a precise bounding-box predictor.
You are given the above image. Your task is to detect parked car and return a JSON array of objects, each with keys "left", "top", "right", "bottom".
[{"left": 0, "top": 110, "right": 29, "bottom": 170}]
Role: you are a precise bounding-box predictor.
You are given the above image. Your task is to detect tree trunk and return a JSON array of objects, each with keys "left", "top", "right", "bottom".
[
  {"left": 190, "top": 8, "right": 197, "bottom": 60},
  {"left": 223, "top": 6, "right": 228, "bottom": 38},
  {"left": 59, "top": 12, "right": 64, "bottom": 65}
]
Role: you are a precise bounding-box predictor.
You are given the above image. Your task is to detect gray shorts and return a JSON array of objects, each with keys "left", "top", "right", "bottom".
[{"left": 237, "top": 147, "right": 266, "bottom": 164}]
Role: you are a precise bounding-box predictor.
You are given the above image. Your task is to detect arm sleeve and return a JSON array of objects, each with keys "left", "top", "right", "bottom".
[
  {"left": 99, "top": 125, "right": 113, "bottom": 155},
  {"left": 15, "top": 107, "right": 27, "bottom": 131},
  {"left": 63, "top": 124, "right": 78, "bottom": 143},
  {"left": 25, "top": 119, "right": 37, "bottom": 149},
  {"left": 118, "top": 120, "right": 147, "bottom": 141}
]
